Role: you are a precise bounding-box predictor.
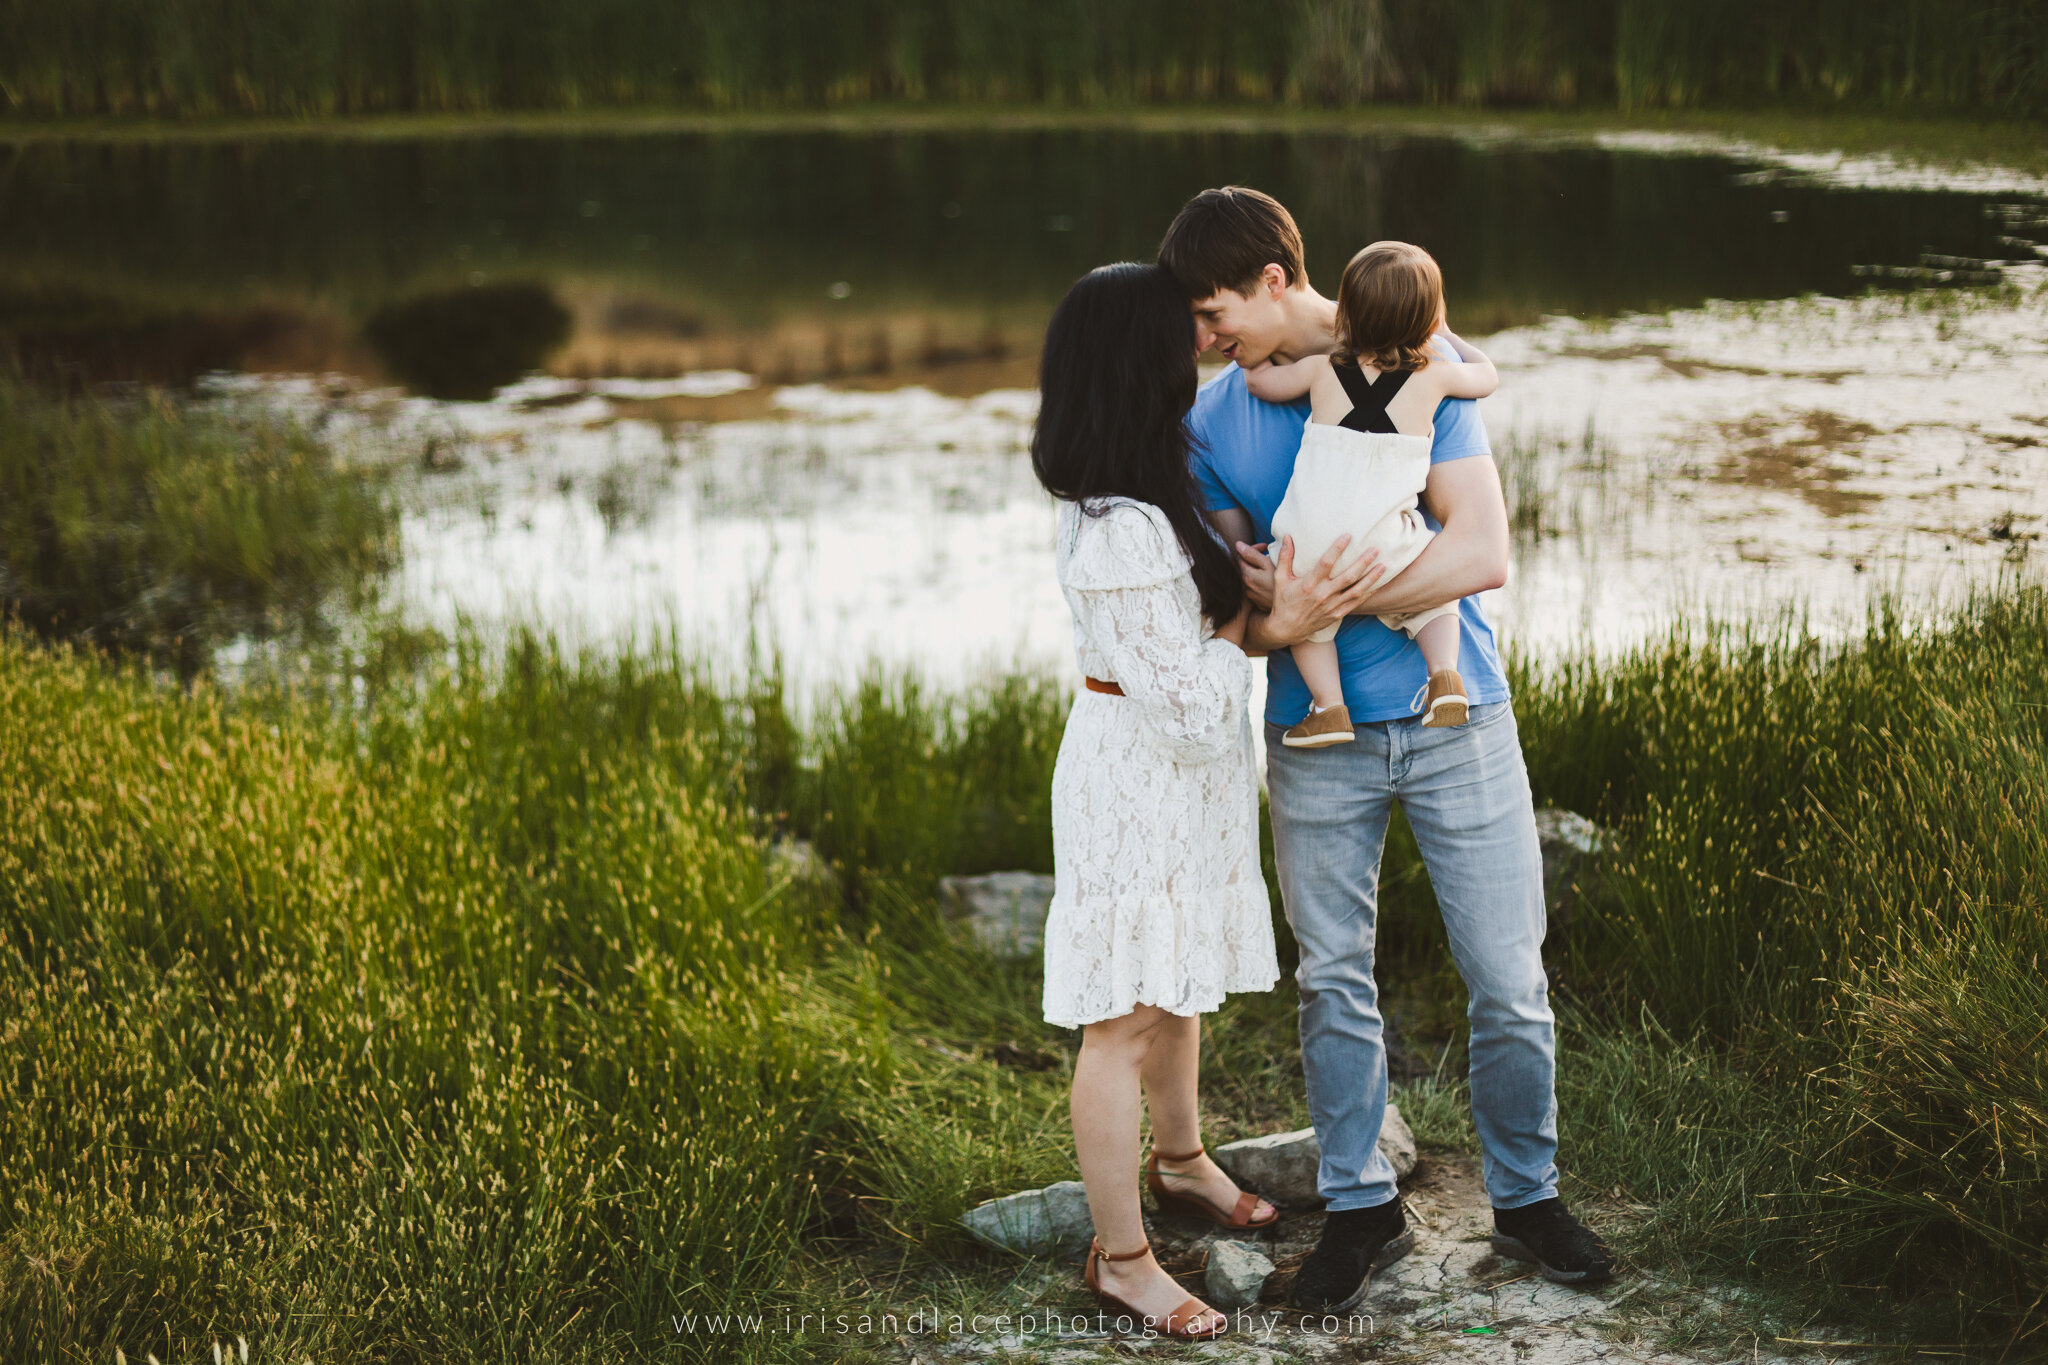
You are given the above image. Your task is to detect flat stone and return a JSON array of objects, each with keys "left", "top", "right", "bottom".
[
  {"left": 1204, "top": 1239, "right": 1275, "bottom": 1311},
  {"left": 1378, "top": 1104, "right": 1418, "bottom": 1177},
  {"left": 1534, "top": 807, "right": 1605, "bottom": 858},
  {"left": 1534, "top": 808, "right": 1610, "bottom": 925},
  {"left": 960, "top": 1179, "right": 1093, "bottom": 1258},
  {"left": 1189, "top": 1348, "right": 1284, "bottom": 1365},
  {"left": 938, "top": 871, "right": 1056, "bottom": 957},
  {"left": 1492, "top": 1276, "right": 1610, "bottom": 1326},
  {"left": 764, "top": 837, "right": 834, "bottom": 891},
  {"left": 1211, "top": 1128, "right": 1319, "bottom": 1207},
  {"left": 1212, "top": 1105, "right": 1417, "bottom": 1208}
]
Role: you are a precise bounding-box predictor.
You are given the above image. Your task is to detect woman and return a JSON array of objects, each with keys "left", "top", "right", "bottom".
[{"left": 1032, "top": 262, "right": 1282, "bottom": 1340}]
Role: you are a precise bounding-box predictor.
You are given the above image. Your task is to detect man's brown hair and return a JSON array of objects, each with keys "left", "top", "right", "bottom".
[
  {"left": 1157, "top": 186, "right": 1307, "bottom": 300},
  {"left": 1336, "top": 241, "right": 1442, "bottom": 372}
]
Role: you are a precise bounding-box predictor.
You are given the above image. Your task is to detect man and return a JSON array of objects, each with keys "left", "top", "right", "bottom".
[{"left": 1158, "top": 186, "right": 1614, "bottom": 1310}]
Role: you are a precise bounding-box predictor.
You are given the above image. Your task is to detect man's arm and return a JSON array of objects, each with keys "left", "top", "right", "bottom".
[
  {"left": 1348, "top": 454, "right": 1510, "bottom": 617},
  {"left": 1206, "top": 507, "right": 1258, "bottom": 565}
]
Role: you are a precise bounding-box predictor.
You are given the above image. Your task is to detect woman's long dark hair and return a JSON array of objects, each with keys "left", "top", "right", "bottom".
[{"left": 1030, "top": 262, "right": 1244, "bottom": 625}]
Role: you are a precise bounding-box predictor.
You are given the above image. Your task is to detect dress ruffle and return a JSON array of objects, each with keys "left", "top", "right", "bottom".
[{"left": 1041, "top": 880, "right": 1278, "bottom": 1028}]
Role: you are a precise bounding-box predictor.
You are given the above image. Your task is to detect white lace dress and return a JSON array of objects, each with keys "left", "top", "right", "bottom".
[{"left": 1042, "top": 496, "right": 1279, "bottom": 1029}]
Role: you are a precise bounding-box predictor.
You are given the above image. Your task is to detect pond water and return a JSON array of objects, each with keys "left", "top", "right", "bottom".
[{"left": 4, "top": 126, "right": 2044, "bottom": 693}]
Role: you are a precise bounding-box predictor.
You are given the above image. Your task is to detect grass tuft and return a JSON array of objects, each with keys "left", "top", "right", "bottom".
[{"left": 0, "top": 370, "right": 399, "bottom": 675}]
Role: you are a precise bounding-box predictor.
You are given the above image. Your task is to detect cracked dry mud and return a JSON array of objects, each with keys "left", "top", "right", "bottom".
[{"left": 892, "top": 1155, "right": 1819, "bottom": 1365}]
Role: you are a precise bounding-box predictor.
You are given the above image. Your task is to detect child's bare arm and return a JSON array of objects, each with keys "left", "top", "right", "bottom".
[
  {"left": 1434, "top": 330, "right": 1498, "bottom": 399},
  {"left": 1243, "top": 354, "right": 1325, "bottom": 403}
]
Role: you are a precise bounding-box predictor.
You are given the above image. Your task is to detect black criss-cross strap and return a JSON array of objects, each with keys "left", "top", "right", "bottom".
[{"left": 1331, "top": 355, "right": 1411, "bottom": 434}]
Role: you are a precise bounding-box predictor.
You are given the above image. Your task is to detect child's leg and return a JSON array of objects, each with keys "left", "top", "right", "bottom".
[
  {"left": 1399, "top": 609, "right": 1468, "bottom": 727},
  {"left": 1412, "top": 613, "right": 1461, "bottom": 679},
  {"left": 1293, "top": 639, "right": 1346, "bottom": 713},
  {"left": 1280, "top": 629, "right": 1355, "bottom": 747}
]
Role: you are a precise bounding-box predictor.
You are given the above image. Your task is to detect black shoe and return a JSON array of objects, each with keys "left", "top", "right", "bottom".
[
  {"left": 1491, "top": 1197, "right": 1615, "bottom": 1284},
  {"left": 1289, "top": 1199, "right": 1415, "bottom": 1313}
]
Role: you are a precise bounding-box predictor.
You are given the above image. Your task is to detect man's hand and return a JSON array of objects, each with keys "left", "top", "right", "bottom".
[
  {"left": 1242, "top": 534, "right": 1387, "bottom": 652},
  {"left": 1203, "top": 506, "right": 1390, "bottom": 651}
]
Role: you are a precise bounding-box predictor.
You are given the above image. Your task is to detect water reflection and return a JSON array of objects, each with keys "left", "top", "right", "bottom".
[
  {"left": 6, "top": 126, "right": 2043, "bottom": 691},
  {"left": 0, "top": 129, "right": 2027, "bottom": 393}
]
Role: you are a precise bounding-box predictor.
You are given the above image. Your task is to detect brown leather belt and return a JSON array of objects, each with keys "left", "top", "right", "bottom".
[{"left": 1084, "top": 676, "right": 1126, "bottom": 697}]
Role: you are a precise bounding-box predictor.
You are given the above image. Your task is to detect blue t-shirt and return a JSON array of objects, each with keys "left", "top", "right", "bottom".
[{"left": 1187, "top": 362, "right": 1511, "bottom": 727}]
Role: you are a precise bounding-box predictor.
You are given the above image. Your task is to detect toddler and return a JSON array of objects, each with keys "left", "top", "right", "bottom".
[{"left": 1245, "top": 240, "right": 1498, "bottom": 748}]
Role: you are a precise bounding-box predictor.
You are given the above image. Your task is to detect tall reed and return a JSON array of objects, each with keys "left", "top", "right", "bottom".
[
  {"left": 1, "top": 0, "right": 2042, "bottom": 120},
  {"left": 1514, "top": 590, "right": 2048, "bottom": 1339}
]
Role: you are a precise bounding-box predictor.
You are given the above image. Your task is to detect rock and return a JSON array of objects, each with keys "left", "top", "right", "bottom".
[
  {"left": 938, "top": 871, "right": 1056, "bottom": 957},
  {"left": 1377, "top": 1104, "right": 1418, "bottom": 1179},
  {"left": 1534, "top": 807, "right": 1609, "bottom": 925},
  {"left": 1203, "top": 1239, "right": 1275, "bottom": 1310},
  {"left": 960, "top": 1179, "right": 1093, "bottom": 1258},
  {"left": 764, "top": 837, "right": 834, "bottom": 892},
  {"left": 1211, "top": 1129, "right": 1318, "bottom": 1207},
  {"left": 1211, "top": 1105, "right": 1416, "bottom": 1208}
]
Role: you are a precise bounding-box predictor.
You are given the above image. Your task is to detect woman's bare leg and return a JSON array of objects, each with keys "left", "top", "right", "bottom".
[
  {"left": 1140, "top": 1012, "right": 1275, "bottom": 1225},
  {"left": 1072, "top": 1008, "right": 1155, "bottom": 1253},
  {"left": 1072, "top": 1006, "right": 1226, "bottom": 1331}
]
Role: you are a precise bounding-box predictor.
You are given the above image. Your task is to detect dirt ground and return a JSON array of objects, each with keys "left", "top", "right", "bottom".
[{"left": 880, "top": 1154, "right": 1837, "bottom": 1365}]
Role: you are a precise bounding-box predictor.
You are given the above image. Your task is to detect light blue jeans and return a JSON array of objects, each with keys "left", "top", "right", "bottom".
[{"left": 1264, "top": 699, "right": 1560, "bottom": 1212}]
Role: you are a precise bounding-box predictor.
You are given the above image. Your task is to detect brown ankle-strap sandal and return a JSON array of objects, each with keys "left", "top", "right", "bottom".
[
  {"left": 1083, "top": 1236, "right": 1227, "bottom": 1339},
  {"left": 1145, "top": 1144, "right": 1280, "bottom": 1229}
]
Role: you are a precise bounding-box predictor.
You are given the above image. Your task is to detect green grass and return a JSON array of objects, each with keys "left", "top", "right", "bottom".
[
  {"left": 3, "top": 582, "right": 2046, "bottom": 1359},
  {"left": 0, "top": 371, "right": 400, "bottom": 674},
  {"left": 1517, "top": 594, "right": 2048, "bottom": 1344},
  {"left": 0, "top": 626, "right": 1073, "bottom": 1362},
  {"left": 0, "top": 633, "right": 822, "bottom": 1363}
]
